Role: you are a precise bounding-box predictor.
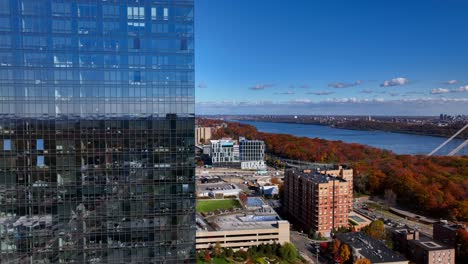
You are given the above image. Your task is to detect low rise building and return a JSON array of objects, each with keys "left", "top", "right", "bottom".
[
  {"left": 195, "top": 201, "right": 290, "bottom": 250},
  {"left": 336, "top": 232, "right": 408, "bottom": 264},
  {"left": 349, "top": 211, "right": 372, "bottom": 231},
  {"left": 433, "top": 220, "right": 466, "bottom": 246},
  {"left": 260, "top": 185, "right": 279, "bottom": 197},
  {"left": 391, "top": 228, "right": 455, "bottom": 264},
  {"left": 196, "top": 182, "right": 241, "bottom": 198},
  {"left": 240, "top": 160, "right": 266, "bottom": 170},
  {"left": 283, "top": 167, "right": 352, "bottom": 237}
]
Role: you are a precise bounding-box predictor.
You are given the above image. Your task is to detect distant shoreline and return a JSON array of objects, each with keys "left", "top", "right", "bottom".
[{"left": 231, "top": 118, "right": 467, "bottom": 140}]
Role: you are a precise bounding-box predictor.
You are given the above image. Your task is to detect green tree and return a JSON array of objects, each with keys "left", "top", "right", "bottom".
[
  {"left": 316, "top": 232, "right": 323, "bottom": 240},
  {"left": 213, "top": 242, "right": 222, "bottom": 258},
  {"left": 308, "top": 228, "right": 316, "bottom": 239},
  {"left": 279, "top": 242, "right": 299, "bottom": 261},
  {"left": 225, "top": 248, "right": 234, "bottom": 258},
  {"left": 234, "top": 249, "right": 248, "bottom": 260}
]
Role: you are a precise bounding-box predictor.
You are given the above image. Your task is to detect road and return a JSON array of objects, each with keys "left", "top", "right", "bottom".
[
  {"left": 290, "top": 231, "right": 329, "bottom": 264},
  {"left": 355, "top": 202, "right": 433, "bottom": 237}
]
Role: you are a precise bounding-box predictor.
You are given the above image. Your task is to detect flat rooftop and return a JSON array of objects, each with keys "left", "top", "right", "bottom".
[
  {"left": 411, "top": 240, "right": 453, "bottom": 251},
  {"left": 349, "top": 211, "right": 372, "bottom": 224},
  {"left": 436, "top": 221, "right": 467, "bottom": 231},
  {"left": 336, "top": 232, "right": 407, "bottom": 264},
  {"left": 197, "top": 182, "right": 240, "bottom": 192},
  {"left": 392, "top": 228, "right": 453, "bottom": 251},
  {"left": 287, "top": 168, "right": 347, "bottom": 184},
  {"left": 209, "top": 213, "right": 282, "bottom": 231}
]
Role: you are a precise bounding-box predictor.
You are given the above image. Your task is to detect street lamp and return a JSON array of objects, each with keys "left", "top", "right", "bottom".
[{"left": 315, "top": 244, "right": 320, "bottom": 264}]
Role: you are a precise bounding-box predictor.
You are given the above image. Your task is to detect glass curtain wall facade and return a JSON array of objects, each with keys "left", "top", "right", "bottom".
[{"left": 0, "top": 0, "right": 195, "bottom": 263}]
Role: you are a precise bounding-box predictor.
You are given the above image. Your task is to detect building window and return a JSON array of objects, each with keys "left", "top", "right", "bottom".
[
  {"left": 163, "top": 8, "right": 169, "bottom": 20},
  {"left": 133, "top": 37, "right": 140, "bottom": 49},
  {"left": 183, "top": 184, "right": 189, "bottom": 193},
  {"left": 3, "top": 139, "right": 11, "bottom": 151},
  {"left": 134, "top": 71, "right": 141, "bottom": 82},
  {"left": 127, "top": 6, "right": 145, "bottom": 20},
  {"left": 37, "top": 155, "right": 45, "bottom": 167},
  {"left": 37, "top": 139, "right": 44, "bottom": 150},
  {"left": 151, "top": 7, "right": 157, "bottom": 20}
]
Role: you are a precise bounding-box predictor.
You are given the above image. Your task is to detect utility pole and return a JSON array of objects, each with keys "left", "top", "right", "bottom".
[{"left": 315, "top": 244, "right": 320, "bottom": 264}]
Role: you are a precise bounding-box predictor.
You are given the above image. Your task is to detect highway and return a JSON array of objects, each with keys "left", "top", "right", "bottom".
[{"left": 354, "top": 203, "right": 433, "bottom": 238}]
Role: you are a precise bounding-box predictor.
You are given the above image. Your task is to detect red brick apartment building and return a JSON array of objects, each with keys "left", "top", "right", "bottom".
[
  {"left": 391, "top": 228, "right": 455, "bottom": 264},
  {"left": 283, "top": 167, "right": 353, "bottom": 237},
  {"left": 433, "top": 221, "right": 467, "bottom": 247}
]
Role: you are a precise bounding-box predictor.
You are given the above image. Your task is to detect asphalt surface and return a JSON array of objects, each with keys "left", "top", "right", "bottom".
[
  {"left": 355, "top": 202, "right": 433, "bottom": 237},
  {"left": 290, "top": 231, "right": 329, "bottom": 264}
]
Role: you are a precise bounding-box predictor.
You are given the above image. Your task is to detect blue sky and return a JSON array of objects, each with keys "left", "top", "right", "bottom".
[{"left": 195, "top": 0, "right": 468, "bottom": 115}]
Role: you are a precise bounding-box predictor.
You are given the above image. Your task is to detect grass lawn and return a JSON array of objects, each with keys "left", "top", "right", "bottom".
[{"left": 196, "top": 199, "right": 241, "bottom": 213}]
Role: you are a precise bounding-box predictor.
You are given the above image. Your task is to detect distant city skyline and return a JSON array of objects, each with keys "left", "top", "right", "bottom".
[{"left": 195, "top": 0, "right": 468, "bottom": 115}]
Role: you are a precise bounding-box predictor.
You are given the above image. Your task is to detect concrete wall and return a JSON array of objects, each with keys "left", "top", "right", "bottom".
[
  {"left": 196, "top": 221, "right": 290, "bottom": 250},
  {"left": 196, "top": 127, "right": 212, "bottom": 145}
]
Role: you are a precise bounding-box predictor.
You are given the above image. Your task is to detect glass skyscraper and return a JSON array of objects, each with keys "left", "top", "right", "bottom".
[{"left": 0, "top": 0, "right": 195, "bottom": 263}]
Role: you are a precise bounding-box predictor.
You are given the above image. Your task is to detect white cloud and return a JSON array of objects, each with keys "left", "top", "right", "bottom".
[
  {"left": 307, "top": 91, "right": 334, "bottom": 95},
  {"left": 290, "top": 99, "right": 313, "bottom": 104},
  {"left": 431, "top": 88, "right": 450, "bottom": 94},
  {"left": 380, "top": 77, "right": 409, "bottom": 87},
  {"left": 249, "top": 83, "right": 275, "bottom": 90},
  {"left": 277, "top": 91, "right": 295, "bottom": 95},
  {"left": 454, "top": 85, "right": 468, "bottom": 92},
  {"left": 328, "top": 80, "right": 362, "bottom": 88},
  {"left": 196, "top": 97, "right": 468, "bottom": 115},
  {"left": 444, "top": 80, "right": 458, "bottom": 85},
  {"left": 431, "top": 85, "right": 468, "bottom": 94}
]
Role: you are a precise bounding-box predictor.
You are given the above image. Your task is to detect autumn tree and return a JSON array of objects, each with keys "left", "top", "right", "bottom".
[
  {"left": 204, "top": 250, "right": 211, "bottom": 263},
  {"left": 354, "top": 258, "right": 371, "bottom": 264},
  {"left": 363, "top": 220, "right": 386, "bottom": 240},
  {"left": 329, "top": 239, "right": 341, "bottom": 255},
  {"left": 339, "top": 244, "right": 351, "bottom": 264},
  {"left": 198, "top": 118, "right": 468, "bottom": 221}
]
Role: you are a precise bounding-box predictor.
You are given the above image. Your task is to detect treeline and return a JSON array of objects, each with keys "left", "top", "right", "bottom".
[
  {"left": 333, "top": 120, "right": 468, "bottom": 139},
  {"left": 196, "top": 242, "right": 303, "bottom": 264},
  {"left": 200, "top": 119, "right": 468, "bottom": 221}
]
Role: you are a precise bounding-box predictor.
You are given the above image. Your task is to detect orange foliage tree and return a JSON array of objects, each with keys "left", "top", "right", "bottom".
[{"left": 201, "top": 118, "right": 468, "bottom": 221}]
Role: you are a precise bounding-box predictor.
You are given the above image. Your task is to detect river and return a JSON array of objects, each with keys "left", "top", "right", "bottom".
[{"left": 235, "top": 120, "right": 466, "bottom": 156}]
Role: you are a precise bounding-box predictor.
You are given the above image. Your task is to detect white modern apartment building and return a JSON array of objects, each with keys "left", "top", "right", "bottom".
[
  {"left": 210, "top": 139, "right": 236, "bottom": 164},
  {"left": 239, "top": 137, "right": 266, "bottom": 170},
  {"left": 209, "top": 137, "right": 266, "bottom": 169}
]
